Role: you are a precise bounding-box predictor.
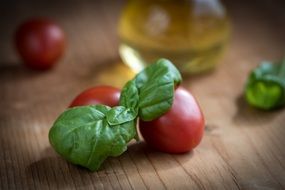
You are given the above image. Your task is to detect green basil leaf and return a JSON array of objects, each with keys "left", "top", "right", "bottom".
[
  {"left": 245, "top": 59, "right": 285, "bottom": 110},
  {"left": 49, "top": 105, "right": 136, "bottom": 171},
  {"left": 106, "top": 106, "right": 137, "bottom": 126},
  {"left": 119, "top": 80, "right": 139, "bottom": 111},
  {"left": 135, "top": 58, "right": 182, "bottom": 121},
  {"left": 137, "top": 76, "right": 174, "bottom": 121},
  {"left": 135, "top": 58, "right": 182, "bottom": 89}
]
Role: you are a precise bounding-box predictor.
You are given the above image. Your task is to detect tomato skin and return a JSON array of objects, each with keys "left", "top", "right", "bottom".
[
  {"left": 139, "top": 87, "right": 204, "bottom": 153},
  {"left": 15, "top": 18, "right": 65, "bottom": 70},
  {"left": 69, "top": 86, "right": 121, "bottom": 108}
]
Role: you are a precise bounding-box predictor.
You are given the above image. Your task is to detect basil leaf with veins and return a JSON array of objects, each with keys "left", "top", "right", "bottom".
[
  {"left": 120, "top": 58, "right": 182, "bottom": 121},
  {"left": 106, "top": 106, "right": 137, "bottom": 126},
  {"left": 49, "top": 105, "right": 136, "bottom": 171},
  {"left": 119, "top": 80, "right": 139, "bottom": 111}
]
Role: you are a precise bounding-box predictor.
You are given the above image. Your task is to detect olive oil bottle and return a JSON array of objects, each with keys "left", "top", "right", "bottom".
[{"left": 118, "top": 0, "right": 230, "bottom": 74}]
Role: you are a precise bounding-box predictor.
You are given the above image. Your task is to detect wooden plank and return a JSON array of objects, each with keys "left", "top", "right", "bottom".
[{"left": 0, "top": 0, "right": 285, "bottom": 189}]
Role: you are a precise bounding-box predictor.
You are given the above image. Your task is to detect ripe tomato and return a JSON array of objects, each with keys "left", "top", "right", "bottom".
[
  {"left": 15, "top": 18, "right": 65, "bottom": 70},
  {"left": 69, "top": 86, "right": 121, "bottom": 108},
  {"left": 139, "top": 87, "right": 204, "bottom": 153}
]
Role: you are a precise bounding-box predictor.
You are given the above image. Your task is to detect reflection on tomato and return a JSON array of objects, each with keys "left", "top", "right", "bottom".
[
  {"left": 69, "top": 86, "right": 121, "bottom": 108},
  {"left": 15, "top": 18, "right": 65, "bottom": 70},
  {"left": 139, "top": 87, "right": 204, "bottom": 153}
]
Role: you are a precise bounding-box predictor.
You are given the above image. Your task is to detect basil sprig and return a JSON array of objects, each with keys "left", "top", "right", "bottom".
[
  {"left": 49, "top": 58, "right": 182, "bottom": 171},
  {"left": 245, "top": 58, "right": 285, "bottom": 110}
]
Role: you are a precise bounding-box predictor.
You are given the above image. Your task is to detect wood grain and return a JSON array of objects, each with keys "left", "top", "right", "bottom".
[{"left": 1, "top": 0, "right": 285, "bottom": 189}]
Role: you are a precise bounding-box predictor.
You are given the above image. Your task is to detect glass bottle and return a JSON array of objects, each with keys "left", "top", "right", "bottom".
[{"left": 118, "top": 0, "right": 230, "bottom": 75}]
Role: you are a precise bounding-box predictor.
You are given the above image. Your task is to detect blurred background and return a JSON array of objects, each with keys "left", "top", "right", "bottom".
[
  {"left": 0, "top": 0, "right": 285, "bottom": 120},
  {"left": 0, "top": 0, "right": 285, "bottom": 125},
  {"left": 1, "top": 0, "right": 284, "bottom": 76}
]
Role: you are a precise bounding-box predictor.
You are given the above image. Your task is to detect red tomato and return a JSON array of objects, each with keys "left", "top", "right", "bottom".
[
  {"left": 15, "top": 18, "right": 65, "bottom": 70},
  {"left": 69, "top": 86, "right": 121, "bottom": 108},
  {"left": 139, "top": 87, "right": 204, "bottom": 153}
]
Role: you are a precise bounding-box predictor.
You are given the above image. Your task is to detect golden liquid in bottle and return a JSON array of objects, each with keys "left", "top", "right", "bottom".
[{"left": 118, "top": 0, "right": 230, "bottom": 74}]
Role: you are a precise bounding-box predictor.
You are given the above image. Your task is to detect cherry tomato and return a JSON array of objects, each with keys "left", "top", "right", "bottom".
[
  {"left": 139, "top": 87, "right": 204, "bottom": 153},
  {"left": 69, "top": 86, "right": 121, "bottom": 108},
  {"left": 15, "top": 18, "right": 65, "bottom": 70}
]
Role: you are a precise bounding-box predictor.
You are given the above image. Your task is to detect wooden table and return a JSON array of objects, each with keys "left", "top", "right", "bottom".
[{"left": 1, "top": 0, "right": 285, "bottom": 189}]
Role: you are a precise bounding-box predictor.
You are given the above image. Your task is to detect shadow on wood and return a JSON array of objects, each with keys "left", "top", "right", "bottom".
[
  {"left": 26, "top": 142, "right": 195, "bottom": 189},
  {"left": 25, "top": 146, "right": 97, "bottom": 189},
  {"left": 125, "top": 141, "right": 194, "bottom": 171},
  {"left": 0, "top": 63, "right": 46, "bottom": 81},
  {"left": 233, "top": 94, "right": 279, "bottom": 126}
]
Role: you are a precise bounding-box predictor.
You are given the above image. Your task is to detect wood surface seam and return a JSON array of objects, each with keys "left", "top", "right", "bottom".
[
  {"left": 126, "top": 151, "right": 149, "bottom": 189},
  {"left": 101, "top": 164, "right": 119, "bottom": 190},
  {"left": 171, "top": 155, "right": 207, "bottom": 190},
  {"left": 108, "top": 160, "right": 124, "bottom": 190},
  {"left": 240, "top": 128, "right": 285, "bottom": 189},
  {"left": 143, "top": 150, "right": 167, "bottom": 189},
  {"left": 210, "top": 137, "right": 242, "bottom": 190},
  {"left": 117, "top": 158, "right": 135, "bottom": 190}
]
